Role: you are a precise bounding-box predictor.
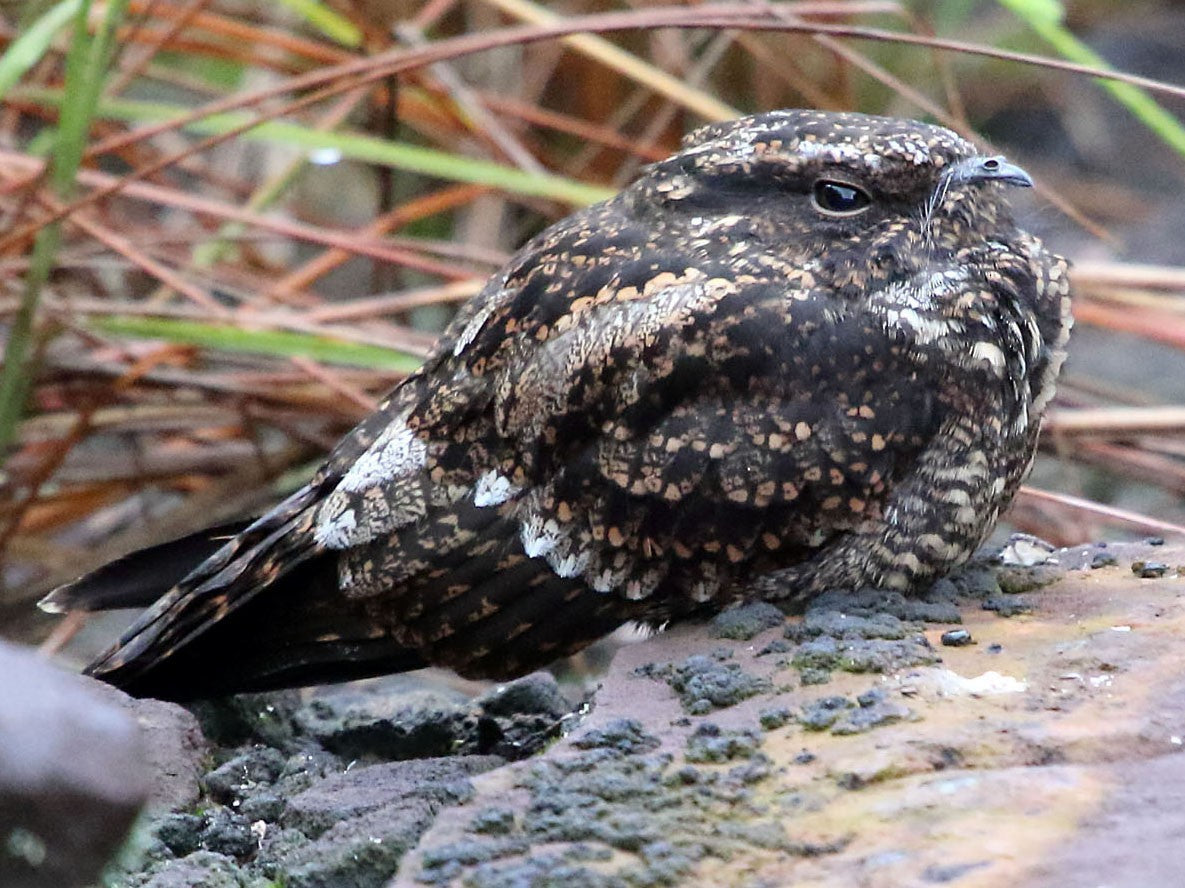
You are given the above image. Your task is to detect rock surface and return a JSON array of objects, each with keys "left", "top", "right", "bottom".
[
  {"left": 393, "top": 540, "right": 1185, "bottom": 887},
  {"left": 83, "top": 539, "right": 1185, "bottom": 887},
  {"left": 100, "top": 672, "right": 574, "bottom": 886},
  {"left": 90, "top": 683, "right": 209, "bottom": 814},
  {"left": 0, "top": 641, "right": 149, "bottom": 888}
]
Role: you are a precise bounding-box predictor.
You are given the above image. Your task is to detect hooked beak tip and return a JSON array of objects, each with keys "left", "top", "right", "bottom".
[{"left": 950, "top": 155, "right": 1033, "bottom": 188}]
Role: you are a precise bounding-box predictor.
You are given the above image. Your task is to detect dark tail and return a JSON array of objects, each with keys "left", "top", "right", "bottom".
[
  {"left": 48, "top": 487, "right": 425, "bottom": 702},
  {"left": 45, "top": 489, "right": 645, "bottom": 701},
  {"left": 39, "top": 522, "right": 251, "bottom": 613},
  {"left": 86, "top": 553, "right": 425, "bottom": 700}
]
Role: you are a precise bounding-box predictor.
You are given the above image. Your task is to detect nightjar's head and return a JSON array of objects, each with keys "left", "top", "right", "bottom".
[
  {"left": 636, "top": 109, "right": 1036, "bottom": 289},
  {"left": 630, "top": 109, "right": 1071, "bottom": 416}
]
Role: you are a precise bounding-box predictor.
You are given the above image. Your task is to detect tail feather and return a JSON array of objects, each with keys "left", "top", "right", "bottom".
[
  {"left": 39, "top": 521, "right": 251, "bottom": 614},
  {"left": 90, "top": 553, "right": 426, "bottom": 700},
  {"left": 76, "top": 486, "right": 428, "bottom": 701},
  {"left": 90, "top": 515, "right": 320, "bottom": 677}
]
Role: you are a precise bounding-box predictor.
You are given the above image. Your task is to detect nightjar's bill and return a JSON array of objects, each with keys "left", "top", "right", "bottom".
[{"left": 43, "top": 110, "right": 1073, "bottom": 700}]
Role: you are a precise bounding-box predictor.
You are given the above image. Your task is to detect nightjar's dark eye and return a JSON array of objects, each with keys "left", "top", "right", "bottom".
[{"left": 812, "top": 180, "right": 872, "bottom": 216}]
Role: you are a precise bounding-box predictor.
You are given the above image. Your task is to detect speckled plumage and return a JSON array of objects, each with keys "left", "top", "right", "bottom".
[{"left": 52, "top": 110, "right": 1072, "bottom": 699}]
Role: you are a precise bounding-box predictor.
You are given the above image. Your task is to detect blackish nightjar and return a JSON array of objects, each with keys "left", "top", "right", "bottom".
[{"left": 44, "top": 110, "right": 1073, "bottom": 700}]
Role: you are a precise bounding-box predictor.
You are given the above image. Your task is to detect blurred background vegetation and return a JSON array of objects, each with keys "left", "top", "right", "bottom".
[{"left": 1, "top": 0, "right": 1184, "bottom": 658}]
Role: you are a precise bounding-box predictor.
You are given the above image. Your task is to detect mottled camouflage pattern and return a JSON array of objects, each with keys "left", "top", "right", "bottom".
[{"left": 84, "top": 110, "right": 1071, "bottom": 696}]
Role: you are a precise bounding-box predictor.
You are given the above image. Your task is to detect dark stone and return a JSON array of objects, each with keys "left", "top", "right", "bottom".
[
  {"left": 891, "top": 598, "right": 963, "bottom": 624},
  {"left": 293, "top": 687, "right": 469, "bottom": 762},
  {"left": 202, "top": 746, "right": 285, "bottom": 804},
  {"left": 238, "top": 792, "right": 284, "bottom": 823},
  {"left": 791, "top": 635, "right": 840, "bottom": 669},
  {"left": 709, "top": 602, "right": 785, "bottom": 640},
  {"left": 944, "top": 565, "right": 1002, "bottom": 599},
  {"left": 922, "top": 860, "right": 991, "bottom": 882},
  {"left": 471, "top": 806, "right": 517, "bottom": 836},
  {"left": 198, "top": 808, "right": 256, "bottom": 859},
  {"left": 282, "top": 756, "right": 501, "bottom": 839},
  {"left": 994, "top": 565, "right": 1060, "bottom": 595},
  {"left": 187, "top": 691, "right": 301, "bottom": 751},
  {"left": 684, "top": 724, "right": 761, "bottom": 763},
  {"left": 0, "top": 642, "right": 149, "bottom": 888},
  {"left": 799, "top": 696, "right": 855, "bottom": 732},
  {"left": 135, "top": 850, "right": 247, "bottom": 887},
  {"left": 792, "top": 610, "right": 908, "bottom": 640},
  {"left": 1090, "top": 552, "right": 1118, "bottom": 569},
  {"left": 798, "top": 666, "right": 833, "bottom": 685},
  {"left": 758, "top": 706, "right": 793, "bottom": 730},
  {"left": 274, "top": 801, "right": 434, "bottom": 888},
  {"left": 836, "top": 773, "right": 865, "bottom": 791},
  {"left": 155, "top": 813, "right": 204, "bottom": 857},
  {"left": 940, "top": 629, "right": 974, "bottom": 647},
  {"left": 856, "top": 688, "right": 885, "bottom": 707},
  {"left": 806, "top": 586, "right": 962, "bottom": 624},
  {"left": 275, "top": 748, "right": 343, "bottom": 798},
  {"left": 791, "top": 632, "right": 937, "bottom": 675},
  {"left": 474, "top": 673, "right": 578, "bottom": 760},
  {"left": 571, "top": 719, "right": 660, "bottom": 755},
  {"left": 727, "top": 756, "right": 773, "bottom": 784},
  {"left": 664, "top": 765, "right": 704, "bottom": 786},
  {"left": 982, "top": 596, "right": 1034, "bottom": 617},
  {"left": 419, "top": 837, "right": 528, "bottom": 869},
  {"left": 461, "top": 854, "right": 625, "bottom": 888},
  {"left": 756, "top": 638, "right": 792, "bottom": 656},
  {"left": 86, "top": 682, "right": 208, "bottom": 814},
  {"left": 1131, "top": 561, "right": 1170, "bottom": 579},
  {"left": 665, "top": 655, "right": 770, "bottom": 712},
  {"left": 477, "top": 672, "right": 573, "bottom": 720},
  {"left": 252, "top": 826, "right": 308, "bottom": 880},
  {"left": 831, "top": 696, "right": 912, "bottom": 735}
]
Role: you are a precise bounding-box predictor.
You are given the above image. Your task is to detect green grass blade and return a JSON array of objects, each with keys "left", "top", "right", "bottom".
[
  {"left": 87, "top": 316, "right": 426, "bottom": 373},
  {"left": 273, "top": 0, "right": 362, "bottom": 47},
  {"left": 0, "top": 0, "right": 131, "bottom": 453},
  {"left": 13, "top": 87, "right": 618, "bottom": 206},
  {"left": 999, "top": 0, "right": 1185, "bottom": 158},
  {"left": 54, "top": 0, "right": 129, "bottom": 191},
  {"left": 0, "top": 0, "right": 82, "bottom": 101}
]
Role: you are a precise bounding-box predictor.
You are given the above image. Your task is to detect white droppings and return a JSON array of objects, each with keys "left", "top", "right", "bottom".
[
  {"left": 927, "top": 669, "right": 1028, "bottom": 697},
  {"left": 338, "top": 421, "right": 426, "bottom": 493},
  {"left": 473, "top": 470, "right": 521, "bottom": 508}
]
